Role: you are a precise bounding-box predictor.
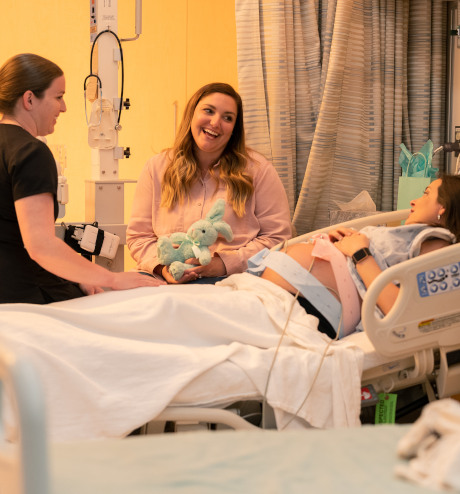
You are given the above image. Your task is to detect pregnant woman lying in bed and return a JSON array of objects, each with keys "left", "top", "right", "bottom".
[{"left": 255, "top": 174, "right": 460, "bottom": 339}]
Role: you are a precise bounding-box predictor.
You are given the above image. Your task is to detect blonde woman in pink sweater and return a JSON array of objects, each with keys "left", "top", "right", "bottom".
[{"left": 127, "top": 83, "right": 291, "bottom": 284}]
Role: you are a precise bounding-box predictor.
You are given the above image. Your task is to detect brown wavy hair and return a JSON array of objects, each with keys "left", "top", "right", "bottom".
[
  {"left": 437, "top": 174, "right": 460, "bottom": 242},
  {"left": 0, "top": 53, "right": 63, "bottom": 114},
  {"left": 161, "top": 83, "right": 254, "bottom": 217}
]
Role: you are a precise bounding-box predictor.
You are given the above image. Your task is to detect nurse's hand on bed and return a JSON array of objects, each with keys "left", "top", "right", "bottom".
[
  {"left": 78, "top": 283, "right": 105, "bottom": 296},
  {"left": 110, "top": 272, "right": 166, "bottom": 290}
]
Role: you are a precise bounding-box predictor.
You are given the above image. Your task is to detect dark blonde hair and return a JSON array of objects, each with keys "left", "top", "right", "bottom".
[
  {"left": 437, "top": 174, "right": 460, "bottom": 242},
  {"left": 0, "top": 53, "right": 63, "bottom": 114},
  {"left": 161, "top": 83, "right": 254, "bottom": 217}
]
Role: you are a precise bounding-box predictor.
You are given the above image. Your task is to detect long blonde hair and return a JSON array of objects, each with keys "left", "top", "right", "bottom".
[{"left": 161, "top": 83, "right": 254, "bottom": 217}]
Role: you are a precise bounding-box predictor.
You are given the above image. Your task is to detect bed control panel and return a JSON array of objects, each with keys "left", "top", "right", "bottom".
[{"left": 417, "top": 262, "right": 460, "bottom": 297}]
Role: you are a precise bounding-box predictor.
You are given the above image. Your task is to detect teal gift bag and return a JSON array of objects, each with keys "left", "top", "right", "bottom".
[
  {"left": 396, "top": 176, "right": 431, "bottom": 210},
  {"left": 396, "top": 142, "right": 436, "bottom": 210}
]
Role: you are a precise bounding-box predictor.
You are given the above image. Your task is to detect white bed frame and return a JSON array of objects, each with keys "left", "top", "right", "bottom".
[{"left": 155, "top": 209, "right": 460, "bottom": 430}]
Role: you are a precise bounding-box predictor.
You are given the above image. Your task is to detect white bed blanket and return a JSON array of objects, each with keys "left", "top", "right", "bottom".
[{"left": 0, "top": 273, "right": 364, "bottom": 441}]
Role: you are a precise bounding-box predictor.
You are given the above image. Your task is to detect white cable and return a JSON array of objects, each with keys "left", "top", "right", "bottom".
[
  {"left": 260, "top": 249, "right": 343, "bottom": 430},
  {"left": 261, "top": 289, "right": 300, "bottom": 429},
  {"left": 279, "top": 290, "right": 341, "bottom": 431}
]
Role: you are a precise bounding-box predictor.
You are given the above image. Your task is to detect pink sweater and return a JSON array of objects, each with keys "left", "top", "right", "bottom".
[{"left": 126, "top": 150, "right": 292, "bottom": 275}]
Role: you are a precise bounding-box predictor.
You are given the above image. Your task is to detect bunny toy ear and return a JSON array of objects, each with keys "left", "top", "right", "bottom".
[
  {"left": 205, "top": 199, "right": 226, "bottom": 223},
  {"left": 213, "top": 221, "right": 234, "bottom": 242}
]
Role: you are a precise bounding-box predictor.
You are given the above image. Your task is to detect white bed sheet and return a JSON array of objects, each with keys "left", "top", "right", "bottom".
[
  {"left": 0, "top": 274, "right": 364, "bottom": 441},
  {"left": 345, "top": 330, "right": 388, "bottom": 369}
]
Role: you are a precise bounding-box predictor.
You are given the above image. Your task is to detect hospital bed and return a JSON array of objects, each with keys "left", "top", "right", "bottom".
[
  {"left": 0, "top": 209, "right": 459, "bottom": 440},
  {"left": 154, "top": 208, "right": 460, "bottom": 431},
  {"left": 0, "top": 335, "right": 451, "bottom": 494}
]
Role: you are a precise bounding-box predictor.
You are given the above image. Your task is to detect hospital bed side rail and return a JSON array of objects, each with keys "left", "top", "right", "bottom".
[
  {"left": 362, "top": 241, "right": 460, "bottom": 357},
  {"left": 0, "top": 342, "right": 50, "bottom": 494},
  {"left": 362, "top": 241, "right": 460, "bottom": 399}
]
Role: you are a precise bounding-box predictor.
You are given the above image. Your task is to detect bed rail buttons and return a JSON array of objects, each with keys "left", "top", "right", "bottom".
[{"left": 416, "top": 262, "right": 460, "bottom": 298}]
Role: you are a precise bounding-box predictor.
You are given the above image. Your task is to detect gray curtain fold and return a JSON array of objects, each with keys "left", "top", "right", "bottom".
[{"left": 235, "top": 0, "right": 447, "bottom": 234}]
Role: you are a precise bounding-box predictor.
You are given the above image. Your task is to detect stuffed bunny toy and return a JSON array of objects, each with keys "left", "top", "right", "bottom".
[{"left": 157, "top": 199, "right": 233, "bottom": 280}]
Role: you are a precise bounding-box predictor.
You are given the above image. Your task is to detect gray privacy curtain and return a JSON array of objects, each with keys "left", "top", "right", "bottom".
[{"left": 235, "top": 0, "right": 447, "bottom": 234}]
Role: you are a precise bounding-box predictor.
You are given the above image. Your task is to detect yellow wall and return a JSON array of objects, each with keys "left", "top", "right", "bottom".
[{"left": 1, "top": 0, "right": 237, "bottom": 267}]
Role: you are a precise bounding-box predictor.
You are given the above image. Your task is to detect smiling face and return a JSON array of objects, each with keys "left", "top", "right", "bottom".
[
  {"left": 190, "top": 92, "right": 237, "bottom": 166},
  {"left": 30, "top": 75, "right": 66, "bottom": 136},
  {"left": 405, "top": 179, "right": 445, "bottom": 225}
]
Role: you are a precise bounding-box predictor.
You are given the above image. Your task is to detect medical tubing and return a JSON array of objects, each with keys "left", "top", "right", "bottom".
[
  {"left": 261, "top": 249, "right": 343, "bottom": 430},
  {"left": 261, "top": 288, "right": 299, "bottom": 429},
  {"left": 261, "top": 239, "right": 299, "bottom": 429},
  {"left": 89, "top": 29, "right": 124, "bottom": 125},
  {"left": 280, "top": 329, "right": 338, "bottom": 431}
]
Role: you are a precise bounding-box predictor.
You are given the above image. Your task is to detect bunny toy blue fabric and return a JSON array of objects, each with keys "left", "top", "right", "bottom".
[{"left": 157, "top": 199, "right": 234, "bottom": 280}]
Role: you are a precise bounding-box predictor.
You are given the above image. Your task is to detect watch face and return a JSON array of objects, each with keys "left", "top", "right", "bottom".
[{"left": 353, "top": 248, "right": 370, "bottom": 264}]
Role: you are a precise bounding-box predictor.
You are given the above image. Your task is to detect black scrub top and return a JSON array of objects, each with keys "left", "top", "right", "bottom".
[{"left": 0, "top": 124, "right": 84, "bottom": 303}]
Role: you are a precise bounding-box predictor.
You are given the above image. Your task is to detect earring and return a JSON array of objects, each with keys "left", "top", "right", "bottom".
[{"left": 437, "top": 214, "right": 441, "bottom": 221}]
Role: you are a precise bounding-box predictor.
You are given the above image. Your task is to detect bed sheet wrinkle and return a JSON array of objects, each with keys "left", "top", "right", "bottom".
[
  {"left": 0, "top": 273, "right": 363, "bottom": 440},
  {"left": 53, "top": 284, "right": 296, "bottom": 348},
  {"left": 2, "top": 313, "right": 247, "bottom": 440},
  {"left": 173, "top": 360, "right": 260, "bottom": 406},
  {"left": 217, "top": 273, "right": 328, "bottom": 347}
]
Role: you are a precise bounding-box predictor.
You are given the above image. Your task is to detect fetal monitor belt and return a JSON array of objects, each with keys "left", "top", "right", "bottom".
[{"left": 247, "top": 249, "right": 342, "bottom": 332}]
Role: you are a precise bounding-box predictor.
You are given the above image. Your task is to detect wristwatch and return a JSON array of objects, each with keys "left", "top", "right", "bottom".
[{"left": 352, "top": 247, "right": 372, "bottom": 264}]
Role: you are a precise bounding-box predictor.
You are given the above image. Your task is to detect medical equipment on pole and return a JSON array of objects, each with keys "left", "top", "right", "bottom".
[
  {"left": 37, "top": 137, "right": 69, "bottom": 219},
  {"left": 80, "top": 0, "right": 142, "bottom": 270}
]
